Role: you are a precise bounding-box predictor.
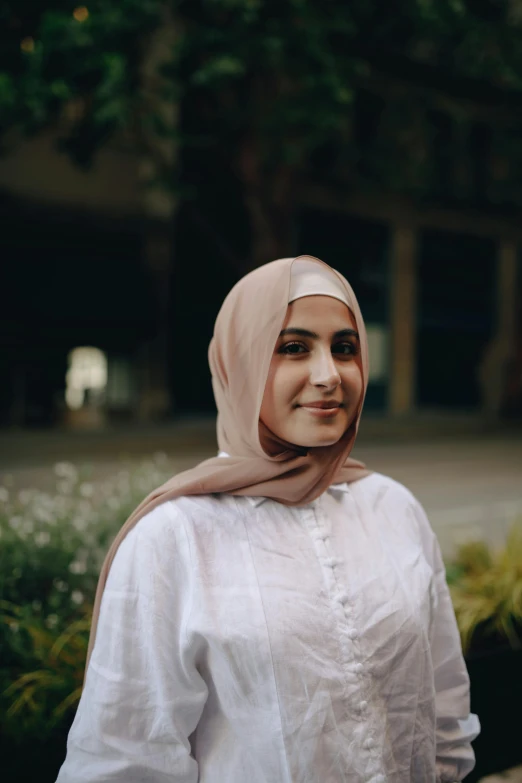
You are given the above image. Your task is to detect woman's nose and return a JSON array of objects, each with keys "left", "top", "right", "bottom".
[{"left": 309, "top": 350, "right": 341, "bottom": 390}]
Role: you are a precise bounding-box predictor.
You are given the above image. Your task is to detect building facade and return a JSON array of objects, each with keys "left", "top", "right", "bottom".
[{"left": 1, "top": 89, "right": 521, "bottom": 428}]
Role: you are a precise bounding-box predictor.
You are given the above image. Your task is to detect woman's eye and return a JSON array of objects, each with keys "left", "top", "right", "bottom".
[
  {"left": 279, "top": 341, "right": 307, "bottom": 355},
  {"left": 333, "top": 342, "right": 357, "bottom": 356}
]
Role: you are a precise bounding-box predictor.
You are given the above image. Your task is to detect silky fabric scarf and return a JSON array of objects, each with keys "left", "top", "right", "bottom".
[{"left": 85, "top": 255, "right": 371, "bottom": 666}]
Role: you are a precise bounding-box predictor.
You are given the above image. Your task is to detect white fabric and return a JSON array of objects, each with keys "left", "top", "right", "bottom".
[
  {"left": 57, "top": 472, "right": 479, "bottom": 783},
  {"left": 288, "top": 257, "right": 350, "bottom": 306}
]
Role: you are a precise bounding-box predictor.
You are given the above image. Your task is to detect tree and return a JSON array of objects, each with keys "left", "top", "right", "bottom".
[{"left": 2, "top": 0, "right": 522, "bottom": 271}]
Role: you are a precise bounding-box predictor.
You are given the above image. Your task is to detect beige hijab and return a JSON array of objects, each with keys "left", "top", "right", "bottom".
[{"left": 85, "top": 255, "right": 371, "bottom": 666}]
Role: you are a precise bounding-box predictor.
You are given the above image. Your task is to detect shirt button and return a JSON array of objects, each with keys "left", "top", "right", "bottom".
[
  {"left": 359, "top": 700, "right": 368, "bottom": 711},
  {"left": 373, "top": 775, "right": 385, "bottom": 783},
  {"left": 354, "top": 663, "right": 363, "bottom": 674},
  {"left": 347, "top": 628, "right": 358, "bottom": 640},
  {"left": 312, "top": 529, "right": 328, "bottom": 542},
  {"left": 324, "top": 557, "right": 339, "bottom": 568},
  {"left": 363, "top": 737, "right": 374, "bottom": 750},
  {"left": 337, "top": 592, "right": 349, "bottom": 606}
]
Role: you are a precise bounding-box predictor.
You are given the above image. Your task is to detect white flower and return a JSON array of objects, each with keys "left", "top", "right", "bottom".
[
  {"left": 55, "top": 579, "right": 69, "bottom": 593},
  {"left": 18, "top": 489, "right": 34, "bottom": 505},
  {"left": 38, "top": 493, "right": 57, "bottom": 511},
  {"left": 32, "top": 600, "right": 42, "bottom": 611},
  {"left": 71, "top": 590, "right": 84, "bottom": 605},
  {"left": 0, "top": 486, "right": 9, "bottom": 503},
  {"left": 69, "top": 560, "right": 87, "bottom": 575},
  {"left": 107, "top": 497, "right": 121, "bottom": 510},
  {"left": 46, "top": 614, "right": 59, "bottom": 629},
  {"left": 9, "top": 516, "right": 22, "bottom": 530},
  {"left": 79, "top": 482, "right": 94, "bottom": 498},
  {"left": 73, "top": 518, "right": 87, "bottom": 532},
  {"left": 35, "top": 531, "right": 51, "bottom": 547},
  {"left": 22, "top": 520, "right": 34, "bottom": 535},
  {"left": 34, "top": 507, "right": 54, "bottom": 524},
  {"left": 56, "top": 480, "right": 74, "bottom": 495},
  {"left": 54, "top": 462, "right": 78, "bottom": 481},
  {"left": 53, "top": 497, "right": 69, "bottom": 516}
]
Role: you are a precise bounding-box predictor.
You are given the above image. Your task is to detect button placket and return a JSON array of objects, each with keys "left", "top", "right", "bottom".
[{"left": 314, "top": 501, "right": 377, "bottom": 731}]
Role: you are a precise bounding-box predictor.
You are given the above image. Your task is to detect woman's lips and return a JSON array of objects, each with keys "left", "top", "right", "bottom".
[{"left": 298, "top": 404, "right": 342, "bottom": 418}]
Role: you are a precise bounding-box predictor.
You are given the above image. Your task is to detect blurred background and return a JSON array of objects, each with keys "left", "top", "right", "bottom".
[{"left": 1, "top": 1, "right": 522, "bottom": 781}]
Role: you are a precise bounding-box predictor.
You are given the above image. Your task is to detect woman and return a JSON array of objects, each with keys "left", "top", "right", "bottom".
[{"left": 57, "top": 256, "right": 479, "bottom": 782}]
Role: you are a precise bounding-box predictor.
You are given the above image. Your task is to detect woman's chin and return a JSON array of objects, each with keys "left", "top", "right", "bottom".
[
  {"left": 309, "top": 435, "right": 344, "bottom": 448},
  {"left": 290, "top": 424, "right": 346, "bottom": 449}
]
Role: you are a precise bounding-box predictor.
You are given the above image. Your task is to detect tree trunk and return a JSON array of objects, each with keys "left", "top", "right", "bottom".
[{"left": 238, "top": 136, "right": 298, "bottom": 270}]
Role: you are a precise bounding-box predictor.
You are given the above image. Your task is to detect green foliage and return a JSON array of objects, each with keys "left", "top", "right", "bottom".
[
  {"left": 1, "top": 600, "right": 91, "bottom": 735},
  {"left": 0, "top": 453, "right": 174, "bottom": 739},
  {"left": 448, "top": 525, "right": 522, "bottom": 654},
  {"left": 4, "top": 0, "right": 522, "bottom": 169},
  {"left": 0, "top": 0, "right": 164, "bottom": 161},
  {"left": 2, "top": 0, "right": 522, "bottom": 248}
]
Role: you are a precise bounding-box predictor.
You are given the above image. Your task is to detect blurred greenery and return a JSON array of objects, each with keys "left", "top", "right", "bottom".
[
  {"left": 2, "top": 1, "right": 522, "bottom": 266},
  {"left": 447, "top": 525, "right": 522, "bottom": 655},
  {"left": 0, "top": 454, "right": 174, "bottom": 741}
]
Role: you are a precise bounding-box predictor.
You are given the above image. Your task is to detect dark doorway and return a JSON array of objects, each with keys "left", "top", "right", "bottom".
[{"left": 417, "top": 230, "right": 496, "bottom": 409}]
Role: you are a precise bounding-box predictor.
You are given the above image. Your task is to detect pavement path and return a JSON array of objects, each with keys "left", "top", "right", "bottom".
[{"left": 352, "top": 436, "right": 522, "bottom": 556}]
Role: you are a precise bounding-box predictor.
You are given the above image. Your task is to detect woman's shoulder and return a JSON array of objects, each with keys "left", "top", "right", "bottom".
[
  {"left": 127, "top": 492, "right": 234, "bottom": 547},
  {"left": 107, "top": 494, "right": 228, "bottom": 588},
  {"left": 353, "top": 472, "right": 439, "bottom": 553},
  {"left": 352, "top": 471, "right": 421, "bottom": 511}
]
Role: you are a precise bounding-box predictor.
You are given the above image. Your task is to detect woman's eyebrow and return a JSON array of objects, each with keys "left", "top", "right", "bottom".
[{"left": 279, "top": 327, "right": 359, "bottom": 340}]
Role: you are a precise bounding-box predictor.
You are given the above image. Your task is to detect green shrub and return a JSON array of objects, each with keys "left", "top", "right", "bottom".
[
  {"left": 0, "top": 453, "right": 173, "bottom": 739},
  {"left": 447, "top": 525, "right": 522, "bottom": 655}
]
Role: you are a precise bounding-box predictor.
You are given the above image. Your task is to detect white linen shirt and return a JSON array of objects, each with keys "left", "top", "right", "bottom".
[{"left": 57, "top": 471, "right": 479, "bottom": 783}]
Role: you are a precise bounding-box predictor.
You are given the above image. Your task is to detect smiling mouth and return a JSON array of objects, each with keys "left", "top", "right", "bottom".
[
  {"left": 297, "top": 403, "right": 344, "bottom": 417},
  {"left": 298, "top": 402, "right": 343, "bottom": 409}
]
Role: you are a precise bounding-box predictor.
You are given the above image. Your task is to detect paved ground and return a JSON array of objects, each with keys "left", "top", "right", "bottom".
[
  {"left": 353, "top": 436, "right": 522, "bottom": 556},
  {"left": 1, "top": 415, "right": 521, "bottom": 558},
  {"left": 481, "top": 767, "right": 522, "bottom": 782}
]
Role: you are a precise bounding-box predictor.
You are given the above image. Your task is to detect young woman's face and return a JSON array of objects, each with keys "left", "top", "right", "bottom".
[{"left": 260, "top": 295, "right": 364, "bottom": 448}]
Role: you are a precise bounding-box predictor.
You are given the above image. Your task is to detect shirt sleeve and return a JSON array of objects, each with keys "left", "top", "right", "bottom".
[
  {"left": 56, "top": 503, "right": 208, "bottom": 783},
  {"left": 412, "top": 498, "right": 481, "bottom": 783}
]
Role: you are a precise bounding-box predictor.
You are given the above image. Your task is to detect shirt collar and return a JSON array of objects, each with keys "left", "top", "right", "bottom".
[{"left": 217, "top": 452, "right": 350, "bottom": 507}]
